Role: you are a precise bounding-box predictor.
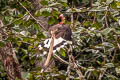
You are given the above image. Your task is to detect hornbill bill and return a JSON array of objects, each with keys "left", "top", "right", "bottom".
[{"left": 38, "top": 14, "right": 72, "bottom": 68}]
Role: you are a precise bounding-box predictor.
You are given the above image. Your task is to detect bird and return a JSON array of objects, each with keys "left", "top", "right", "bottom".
[{"left": 38, "top": 14, "right": 72, "bottom": 56}]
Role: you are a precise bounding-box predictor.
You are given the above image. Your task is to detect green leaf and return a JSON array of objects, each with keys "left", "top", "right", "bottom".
[
  {"left": 106, "top": 0, "right": 113, "bottom": 4},
  {"left": 34, "top": 41, "right": 39, "bottom": 47},
  {"left": 14, "top": 19, "right": 23, "bottom": 25},
  {"left": 0, "top": 41, "right": 5, "bottom": 47},
  {"left": 34, "top": 23, "right": 41, "bottom": 31},
  {"left": 83, "top": 21, "right": 91, "bottom": 26},
  {"left": 28, "top": 45, "right": 33, "bottom": 50},
  {"left": 92, "top": 2, "right": 101, "bottom": 6},
  {"left": 16, "top": 14, "right": 24, "bottom": 17},
  {"left": 6, "top": 36, "right": 17, "bottom": 42},
  {"left": 101, "top": 28, "right": 114, "bottom": 35},
  {"left": 40, "top": 0, "right": 48, "bottom": 6},
  {"left": 92, "top": 22, "right": 102, "bottom": 29},
  {"left": 59, "top": 0, "right": 67, "bottom": 3},
  {"left": 48, "top": 17, "right": 55, "bottom": 24},
  {"left": 115, "top": 30, "right": 120, "bottom": 34},
  {"left": 34, "top": 10, "right": 42, "bottom": 17},
  {"left": 115, "top": 67, "right": 120, "bottom": 74},
  {"left": 61, "top": 2, "right": 69, "bottom": 7},
  {"left": 22, "top": 37, "right": 29, "bottom": 42},
  {"left": 105, "top": 63, "right": 114, "bottom": 68},
  {"left": 29, "top": 38, "right": 34, "bottom": 43},
  {"left": 106, "top": 74, "right": 118, "bottom": 79},
  {"left": 21, "top": 72, "right": 29, "bottom": 79},
  {"left": 66, "top": 8, "right": 87, "bottom": 13},
  {"left": 52, "top": 10, "right": 60, "bottom": 18},
  {"left": 37, "top": 32, "right": 45, "bottom": 39},
  {"left": 48, "top": 2, "right": 61, "bottom": 7},
  {"left": 21, "top": 49, "right": 28, "bottom": 54},
  {"left": 80, "top": 8, "right": 87, "bottom": 12},
  {"left": 40, "top": 8, "right": 52, "bottom": 13},
  {"left": 66, "top": 8, "right": 72, "bottom": 12},
  {"left": 21, "top": 2, "right": 28, "bottom": 7},
  {"left": 116, "top": 1, "right": 120, "bottom": 8},
  {"left": 93, "top": 70, "right": 98, "bottom": 76},
  {"left": 111, "top": 1, "right": 117, "bottom": 9},
  {"left": 42, "top": 11, "right": 50, "bottom": 17},
  {"left": 16, "top": 42, "right": 22, "bottom": 46},
  {"left": 21, "top": 1, "right": 33, "bottom": 8},
  {"left": 24, "top": 20, "right": 33, "bottom": 27},
  {"left": 66, "top": 8, "right": 84, "bottom": 13},
  {"left": 20, "top": 31, "right": 29, "bottom": 37},
  {"left": 30, "top": 57, "right": 36, "bottom": 65},
  {"left": 60, "top": 48, "right": 66, "bottom": 57},
  {"left": 87, "top": 67, "right": 95, "bottom": 71}
]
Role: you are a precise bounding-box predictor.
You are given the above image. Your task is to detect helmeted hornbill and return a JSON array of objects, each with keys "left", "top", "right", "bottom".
[
  {"left": 38, "top": 14, "right": 72, "bottom": 54},
  {"left": 38, "top": 14, "right": 72, "bottom": 68}
]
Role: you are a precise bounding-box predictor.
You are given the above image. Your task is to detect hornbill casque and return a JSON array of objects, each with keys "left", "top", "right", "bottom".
[{"left": 38, "top": 14, "right": 72, "bottom": 68}]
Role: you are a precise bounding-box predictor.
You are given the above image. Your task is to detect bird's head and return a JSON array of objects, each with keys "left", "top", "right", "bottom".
[{"left": 58, "top": 14, "right": 65, "bottom": 24}]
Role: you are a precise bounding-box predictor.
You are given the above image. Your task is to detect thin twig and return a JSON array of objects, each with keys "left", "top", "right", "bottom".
[
  {"left": 98, "top": 68, "right": 107, "bottom": 80},
  {"left": 101, "top": 35, "right": 105, "bottom": 53},
  {"left": 90, "top": 0, "right": 93, "bottom": 7},
  {"left": 93, "top": 12, "right": 96, "bottom": 24},
  {"left": 54, "top": 53, "right": 87, "bottom": 70},
  {"left": 68, "top": 45, "right": 84, "bottom": 80},
  {"left": 87, "top": 72, "right": 91, "bottom": 80},
  {"left": 111, "top": 49, "right": 116, "bottom": 62},
  {"left": 19, "top": 2, "right": 46, "bottom": 31},
  {"left": 53, "top": 53, "right": 69, "bottom": 64},
  {"left": 117, "top": 43, "right": 120, "bottom": 50},
  {"left": 105, "top": 6, "right": 109, "bottom": 27},
  {"left": 54, "top": 45, "right": 85, "bottom": 80},
  {"left": 71, "top": 0, "right": 74, "bottom": 28},
  {"left": 66, "top": 66, "right": 71, "bottom": 80}
]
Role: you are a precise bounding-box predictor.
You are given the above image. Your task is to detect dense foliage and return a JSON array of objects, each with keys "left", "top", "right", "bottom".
[{"left": 0, "top": 0, "right": 120, "bottom": 80}]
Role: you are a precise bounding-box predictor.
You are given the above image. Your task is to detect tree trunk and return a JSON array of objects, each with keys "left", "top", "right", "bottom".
[{"left": 0, "top": 19, "right": 22, "bottom": 80}]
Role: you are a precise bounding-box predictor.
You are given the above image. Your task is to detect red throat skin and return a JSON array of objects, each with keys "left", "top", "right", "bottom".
[{"left": 59, "top": 22, "right": 63, "bottom": 24}]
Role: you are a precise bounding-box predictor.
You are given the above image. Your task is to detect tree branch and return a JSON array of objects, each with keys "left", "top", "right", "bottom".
[
  {"left": 71, "top": 0, "right": 74, "bottom": 28},
  {"left": 19, "top": 2, "right": 46, "bottom": 31},
  {"left": 43, "top": 31, "right": 55, "bottom": 67},
  {"left": 68, "top": 45, "right": 84, "bottom": 80}
]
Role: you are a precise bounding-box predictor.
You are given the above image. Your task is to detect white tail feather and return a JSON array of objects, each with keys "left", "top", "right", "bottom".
[{"left": 38, "top": 37, "right": 72, "bottom": 54}]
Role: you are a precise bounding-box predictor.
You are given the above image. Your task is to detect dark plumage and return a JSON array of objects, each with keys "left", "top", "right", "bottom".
[
  {"left": 38, "top": 14, "right": 72, "bottom": 54},
  {"left": 49, "top": 24, "right": 72, "bottom": 41}
]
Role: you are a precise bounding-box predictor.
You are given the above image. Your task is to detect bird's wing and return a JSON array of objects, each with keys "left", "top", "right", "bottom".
[
  {"left": 37, "top": 24, "right": 72, "bottom": 57},
  {"left": 38, "top": 37, "right": 72, "bottom": 55}
]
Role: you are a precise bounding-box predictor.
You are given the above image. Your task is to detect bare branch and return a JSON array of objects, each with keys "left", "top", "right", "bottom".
[
  {"left": 68, "top": 45, "right": 84, "bottom": 80},
  {"left": 19, "top": 2, "right": 46, "bottom": 31},
  {"left": 71, "top": 0, "right": 74, "bottom": 28},
  {"left": 105, "top": 6, "right": 109, "bottom": 28},
  {"left": 43, "top": 29, "right": 58, "bottom": 70},
  {"left": 44, "top": 32, "right": 55, "bottom": 67},
  {"left": 93, "top": 12, "right": 96, "bottom": 24},
  {"left": 53, "top": 53, "right": 69, "bottom": 64}
]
